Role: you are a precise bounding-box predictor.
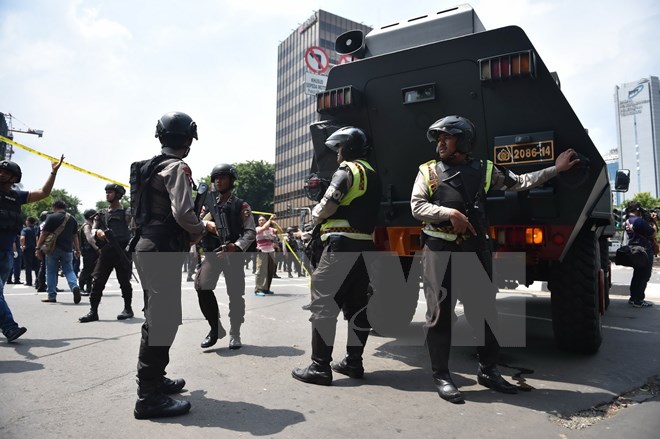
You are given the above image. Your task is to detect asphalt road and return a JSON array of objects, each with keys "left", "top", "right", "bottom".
[{"left": 1, "top": 263, "right": 659, "bottom": 438}]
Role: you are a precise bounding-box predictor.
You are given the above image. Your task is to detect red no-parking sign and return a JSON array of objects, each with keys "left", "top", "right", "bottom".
[{"left": 304, "top": 46, "right": 330, "bottom": 74}]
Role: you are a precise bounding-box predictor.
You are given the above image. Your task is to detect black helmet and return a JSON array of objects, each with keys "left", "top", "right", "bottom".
[
  {"left": 105, "top": 183, "right": 126, "bottom": 198},
  {"left": 155, "top": 111, "right": 198, "bottom": 140},
  {"left": 0, "top": 160, "right": 22, "bottom": 183},
  {"left": 210, "top": 163, "right": 238, "bottom": 182},
  {"left": 427, "top": 115, "right": 476, "bottom": 153},
  {"left": 325, "top": 127, "right": 370, "bottom": 160},
  {"left": 83, "top": 209, "right": 98, "bottom": 220}
]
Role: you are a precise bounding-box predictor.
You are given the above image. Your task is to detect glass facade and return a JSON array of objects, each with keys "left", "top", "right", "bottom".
[
  {"left": 614, "top": 76, "right": 660, "bottom": 200},
  {"left": 274, "top": 10, "right": 371, "bottom": 227}
]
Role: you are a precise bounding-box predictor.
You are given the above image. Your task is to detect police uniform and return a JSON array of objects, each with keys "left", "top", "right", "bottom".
[
  {"left": 292, "top": 139, "right": 382, "bottom": 385},
  {"left": 411, "top": 155, "right": 558, "bottom": 401},
  {"left": 284, "top": 231, "right": 303, "bottom": 277},
  {"left": 78, "top": 217, "right": 100, "bottom": 294},
  {"left": 82, "top": 207, "right": 133, "bottom": 319},
  {"left": 134, "top": 154, "right": 203, "bottom": 373},
  {"left": 195, "top": 193, "right": 256, "bottom": 348},
  {"left": 131, "top": 111, "right": 204, "bottom": 420},
  {"left": 0, "top": 188, "right": 28, "bottom": 340}
]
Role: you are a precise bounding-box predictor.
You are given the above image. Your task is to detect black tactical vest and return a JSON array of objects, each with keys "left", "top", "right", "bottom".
[
  {"left": 430, "top": 159, "right": 487, "bottom": 229},
  {"left": 102, "top": 208, "right": 131, "bottom": 244},
  {"left": 0, "top": 190, "right": 25, "bottom": 234},
  {"left": 201, "top": 196, "right": 245, "bottom": 251}
]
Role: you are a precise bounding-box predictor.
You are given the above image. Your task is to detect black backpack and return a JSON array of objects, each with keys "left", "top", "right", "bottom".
[{"left": 130, "top": 154, "right": 181, "bottom": 226}]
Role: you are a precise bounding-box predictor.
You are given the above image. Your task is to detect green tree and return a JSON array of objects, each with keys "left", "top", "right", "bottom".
[
  {"left": 21, "top": 188, "right": 82, "bottom": 222},
  {"left": 624, "top": 192, "right": 660, "bottom": 210},
  {"left": 197, "top": 161, "right": 275, "bottom": 214},
  {"left": 95, "top": 197, "right": 130, "bottom": 211}
]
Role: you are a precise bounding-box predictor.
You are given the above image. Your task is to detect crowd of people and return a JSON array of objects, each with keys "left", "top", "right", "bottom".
[{"left": 1, "top": 111, "right": 656, "bottom": 419}]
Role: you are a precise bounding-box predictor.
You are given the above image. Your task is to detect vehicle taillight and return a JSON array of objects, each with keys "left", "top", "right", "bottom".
[
  {"left": 490, "top": 225, "right": 545, "bottom": 246},
  {"left": 317, "top": 86, "right": 355, "bottom": 114},
  {"left": 479, "top": 50, "right": 536, "bottom": 81}
]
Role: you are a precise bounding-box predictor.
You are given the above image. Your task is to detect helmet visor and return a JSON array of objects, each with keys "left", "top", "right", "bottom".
[{"left": 325, "top": 133, "right": 350, "bottom": 152}]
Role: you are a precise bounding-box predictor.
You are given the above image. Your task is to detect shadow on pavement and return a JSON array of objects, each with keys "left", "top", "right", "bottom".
[
  {"left": 154, "top": 389, "right": 305, "bottom": 434},
  {"left": 3, "top": 336, "right": 114, "bottom": 361},
  {"left": 366, "top": 294, "right": 659, "bottom": 417},
  {"left": 212, "top": 345, "right": 305, "bottom": 358},
  {"left": 0, "top": 360, "right": 45, "bottom": 373}
]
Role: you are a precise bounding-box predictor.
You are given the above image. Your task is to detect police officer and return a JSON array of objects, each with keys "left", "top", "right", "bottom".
[
  {"left": 79, "top": 184, "right": 134, "bottom": 322},
  {"left": 78, "top": 209, "right": 100, "bottom": 295},
  {"left": 195, "top": 163, "right": 256, "bottom": 350},
  {"left": 292, "top": 126, "right": 381, "bottom": 386},
  {"left": 411, "top": 115, "right": 578, "bottom": 403},
  {"left": 0, "top": 156, "right": 63, "bottom": 342},
  {"left": 34, "top": 210, "right": 49, "bottom": 292},
  {"left": 131, "top": 111, "right": 209, "bottom": 419},
  {"left": 284, "top": 227, "right": 303, "bottom": 277}
]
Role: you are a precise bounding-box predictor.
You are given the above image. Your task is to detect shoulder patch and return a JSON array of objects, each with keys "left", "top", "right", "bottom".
[
  {"left": 182, "top": 164, "right": 193, "bottom": 185},
  {"left": 242, "top": 202, "right": 252, "bottom": 217}
]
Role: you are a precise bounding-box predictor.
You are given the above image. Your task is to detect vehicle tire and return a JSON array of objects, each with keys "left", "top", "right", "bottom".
[
  {"left": 548, "top": 227, "right": 602, "bottom": 354},
  {"left": 368, "top": 255, "right": 419, "bottom": 336}
]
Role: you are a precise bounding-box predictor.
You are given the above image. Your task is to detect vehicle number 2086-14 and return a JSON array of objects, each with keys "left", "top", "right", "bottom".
[{"left": 494, "top": 141, "right": 555, "bottom": 165}]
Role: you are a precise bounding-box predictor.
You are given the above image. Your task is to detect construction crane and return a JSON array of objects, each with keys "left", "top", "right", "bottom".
[{"left": 0, "top": 112, "right": 44, "bottom": 160}]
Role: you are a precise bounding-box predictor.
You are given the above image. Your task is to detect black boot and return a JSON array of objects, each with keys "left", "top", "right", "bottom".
[
  {"left": 477, "top": 364, "right": 518, "bottom": 394},
  {"left": 201, "top": 329, "right": 218, "bottom": 348},
  {"left": 160, "top": 377, "right": 186, "bottom": 395},
  {"left": 331, "top": 319, "right": 369, "bottom": 378},
  {"left": 432, "top": 372, "right": 464, "bottom": 403},
  {"left": 426, "top": 325, "right": 464, "bottom": 403},
  {"left": 331, "top": 353, "right": 364, "bottom": 378},
  {"left": 118, "top": 295, "right": 134, "bottom": 320},
  {"left": 117, "top": 307, "right": 134, "bottom": 320},
  {"left": 134, "top": 379, "right": 191, "bottom": 420},
  {"left": 79, "top": 298, "right": 100, "bottom": 323},
  {"left": 117, "top": 297, "right": 134, "bottom": 320},
  {"left": 292, "top": 322, "right": 335, "bottom": 386}
]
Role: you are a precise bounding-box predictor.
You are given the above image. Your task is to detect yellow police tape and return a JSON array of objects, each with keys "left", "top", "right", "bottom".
[{"left": 0, "top": 134, "right": 128, "bottom": 188}]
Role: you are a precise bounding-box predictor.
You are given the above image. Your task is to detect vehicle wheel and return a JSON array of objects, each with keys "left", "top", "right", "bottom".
[
  {"left": 548, "top": 228, "right": 602, "bottom": 354},
  {"left": 368, "top": 256, "right": 419, "bottom": 336}
]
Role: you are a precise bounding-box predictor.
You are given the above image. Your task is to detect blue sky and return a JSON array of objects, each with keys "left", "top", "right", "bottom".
[{"left": 1, "top": 0, "right": 659, "bottom": 208}]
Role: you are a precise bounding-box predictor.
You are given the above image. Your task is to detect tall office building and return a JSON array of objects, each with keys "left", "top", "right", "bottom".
[
  {"left": 614, "top": 75, "right": 660, "bottom": 199},
  {"left": 275, "top": 10, "right": 371, "bottom": 228},
  {"left": 602, "top": 148, "right": 623, "bottom": 206}
]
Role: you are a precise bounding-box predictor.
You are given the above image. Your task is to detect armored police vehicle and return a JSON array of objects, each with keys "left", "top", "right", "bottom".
[{"left": 306, "top": 4, "right": 629, "bottom": 354}]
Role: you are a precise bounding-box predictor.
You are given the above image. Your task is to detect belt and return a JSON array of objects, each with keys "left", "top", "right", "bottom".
[
  {"left": 140, "top": 224, "right": 180, "bottom": 234},
  {"left": 422, "top": 225, "right": 472, "bottom": 245}
]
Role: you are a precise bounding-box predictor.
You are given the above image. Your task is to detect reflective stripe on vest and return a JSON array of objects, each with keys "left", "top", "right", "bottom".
[
  {"left": 320, "top": 219, "right": 373, "bottom": 241},
  {"left": 339, "top": 160, "right": 374, "bottom": 206},
  {"left": 320, "top": 159, "right": 375, "bottom": 241}
]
